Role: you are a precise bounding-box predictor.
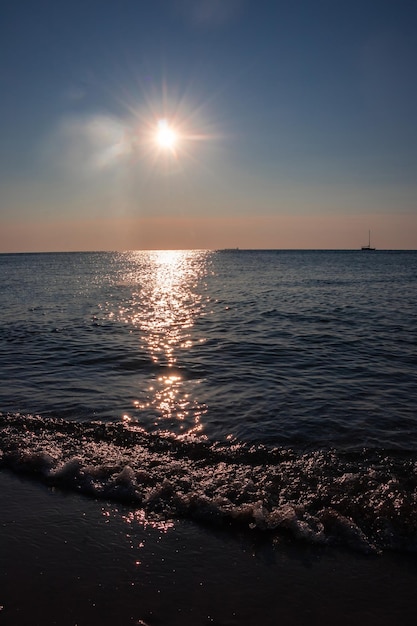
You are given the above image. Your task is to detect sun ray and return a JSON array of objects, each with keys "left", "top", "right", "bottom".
[{"left": 71, "top": 73, "right": 225, "bottom": 181}]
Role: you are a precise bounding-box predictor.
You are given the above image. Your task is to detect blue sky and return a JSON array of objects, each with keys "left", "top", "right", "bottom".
[{"left": 1, "top": 0, "right": 417, "bottom": 250}]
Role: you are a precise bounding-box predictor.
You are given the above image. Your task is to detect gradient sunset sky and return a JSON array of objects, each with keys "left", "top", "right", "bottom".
[{"left": 1, "top": 0, "right": 416, "bottom": 251}]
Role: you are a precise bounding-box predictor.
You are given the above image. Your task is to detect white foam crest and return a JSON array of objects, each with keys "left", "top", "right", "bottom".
[{"left": 1, "top": 413, "right": 417, "bottom": 554}]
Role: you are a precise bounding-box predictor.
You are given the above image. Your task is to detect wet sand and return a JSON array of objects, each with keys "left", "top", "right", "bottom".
[{"left": 1, "top": 470, "right": 416, "bottom": 626}]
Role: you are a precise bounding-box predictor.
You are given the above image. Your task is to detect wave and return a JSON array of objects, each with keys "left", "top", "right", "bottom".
[{"left": 1, "top": 413, "right": 416, "bottom": 555}]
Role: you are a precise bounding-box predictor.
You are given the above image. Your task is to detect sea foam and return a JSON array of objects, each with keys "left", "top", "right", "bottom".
[{"left": 1, "top": 413, "right": 416, "bottom": 554}]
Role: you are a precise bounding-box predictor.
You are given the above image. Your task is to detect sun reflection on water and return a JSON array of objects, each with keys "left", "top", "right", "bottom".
[
  {"left": 112, "top": 250, "right": 211, "bottom": 435},
  {"left": 101, "top": 506, "right": 174, "bottom": 571},
  {"left": 136, "top": 250, "right": 197, "bottom": 364}
]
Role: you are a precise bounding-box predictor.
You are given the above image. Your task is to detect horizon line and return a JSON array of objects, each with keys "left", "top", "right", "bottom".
[{"left": 2, "top": 248, "right": 417, "bottom": 255}]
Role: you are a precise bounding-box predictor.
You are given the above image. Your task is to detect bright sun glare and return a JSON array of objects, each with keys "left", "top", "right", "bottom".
[
  {"left": 67, "top": 97, "right": 215, "bottom": 174},
  {"left": 155, "top": 119, "right": 178, "bottom": 151}
]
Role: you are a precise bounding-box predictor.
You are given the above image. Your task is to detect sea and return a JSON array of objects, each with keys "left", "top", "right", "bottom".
[{"left": 1, "top": 249, "right": 417, "bottom": 625}]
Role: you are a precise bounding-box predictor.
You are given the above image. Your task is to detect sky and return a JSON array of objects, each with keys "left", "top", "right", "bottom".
[{"left": 1, "top": 0, "right": 417, "bottom": 251}]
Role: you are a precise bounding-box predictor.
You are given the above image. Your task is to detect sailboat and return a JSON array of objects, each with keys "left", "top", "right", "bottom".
[{"left": 361, "top": 230, "right": 376, "bottom": 251}]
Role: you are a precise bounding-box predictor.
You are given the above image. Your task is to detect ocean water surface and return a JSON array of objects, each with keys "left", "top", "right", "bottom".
[{"left": 1, "top": 250, "right": 417, "bottom": 554}]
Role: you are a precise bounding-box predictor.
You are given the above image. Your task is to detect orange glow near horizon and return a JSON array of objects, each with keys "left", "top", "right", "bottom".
[{"left": 2, "top": 213, "right": 417, "bottom": 252}]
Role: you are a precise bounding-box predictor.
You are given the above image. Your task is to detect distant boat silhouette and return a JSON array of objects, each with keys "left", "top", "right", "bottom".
[{"left": 361, "top": 230, "right": 375, "bottom": 251}]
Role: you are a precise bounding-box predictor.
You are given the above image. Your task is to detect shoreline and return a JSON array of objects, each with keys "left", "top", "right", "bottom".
[{"left": 1, "top": 470, "right": 417, "bottom": 625}]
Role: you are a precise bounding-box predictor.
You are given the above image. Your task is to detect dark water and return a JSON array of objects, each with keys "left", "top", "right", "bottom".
[{"left": 1, "top": 250, "right": 417, "bottom": 553}]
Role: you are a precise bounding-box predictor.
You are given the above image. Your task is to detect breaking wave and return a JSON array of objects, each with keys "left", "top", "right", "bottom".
[{"left": 1, "top": 413, "right": 416, "bottom": 555}]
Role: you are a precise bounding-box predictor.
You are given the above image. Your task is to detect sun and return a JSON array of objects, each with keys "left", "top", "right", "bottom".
[{"left": 155, "top": 118, "right": 178, "bottom": 151}]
